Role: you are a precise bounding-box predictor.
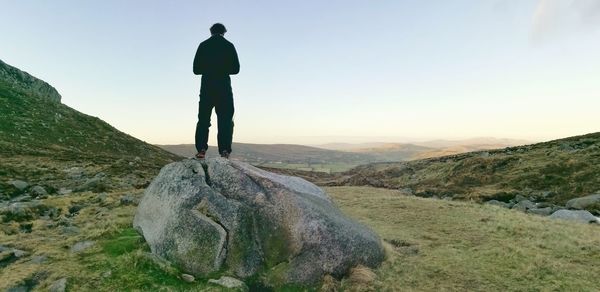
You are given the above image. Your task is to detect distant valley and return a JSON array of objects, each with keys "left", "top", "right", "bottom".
[{"left": 158, "top": 138, "right": 530, "bottom": 173}]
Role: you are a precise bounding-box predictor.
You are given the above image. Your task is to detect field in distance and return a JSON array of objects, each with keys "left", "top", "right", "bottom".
[{"left": 158, "top": 138, "right": 528, "bottom": 173}]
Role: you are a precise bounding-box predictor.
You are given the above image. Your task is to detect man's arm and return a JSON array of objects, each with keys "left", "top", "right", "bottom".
[
  {"left": 229, "top": 44, "right": 240, "bottom": 75},
  {"left": 193, "top": 44, "right": 204, "bottom": 75}
]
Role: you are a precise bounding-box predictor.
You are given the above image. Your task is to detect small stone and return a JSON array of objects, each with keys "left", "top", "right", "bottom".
[
  {"left": 30, "top": 255, "right": 48, "bottom": 264},
  {"left": 49, "top": 277, "right": 67, "bottom": 292},
  {"left": 70, "top": 241, "right": 95, "bottom": 253},
  {"left": 120, "top": 194, "right": 136, "bottom": 206},
  {"left": 60, "top": 226, "right": 80, "bottom": 235},
  {"left": 101, "top": 270, "right": 112, "bottom": 278},
  {"left": 181, "top": 273, "right": 195, "bottom": 282},
  {"left": 12, "top": 249, "right": 27, "bottom": 258},
  {"left": 9, "top": 180, "right": 28, "bottom": 191},
  {"left": 514, "top": 195, "right": 528, "bottom": 203},
  {"left": 68, "top": 204, "right": 84, "bottom": 215},
  {"left": 58, "top": 188, "right": 72, "bottom": 195},
  {"left": 30, "top": 186, "right": 47, "bottom": 197},
  {"left": 74, "top": 172, "right": 109, "bottom": 193},
  {"left": 94, "top": 193, "right": 108, "bottom": 203},
  {"left": 512, "top": 200, "right": 536, "bottom": 212},
  {"left": 208, "top": 276, "right": 248, "bottom": 291},
  {"left": 65, "top": 167, "right": 85, "bottom": 180}
]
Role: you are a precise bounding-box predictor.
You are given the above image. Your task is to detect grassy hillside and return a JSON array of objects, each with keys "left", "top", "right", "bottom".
[
  {"left": 333, "top": 132, "right": 600, "bottom": 206},
  {"left": 0, "top": 60, "right": 180, "bottom": 196}
]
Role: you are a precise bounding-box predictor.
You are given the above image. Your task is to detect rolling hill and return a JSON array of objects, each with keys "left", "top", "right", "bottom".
[
  {"left": 158, "top": 143, "right": 377, "bottom": 172},
  {"left": 0, "top": 59, "right": 180, "bottom": 197},
  {"left": 331, "top": 132, "right": 600, "bottom": 207},
  {"left": 159, "top": 138, "right": 530, "bottom": 173}
]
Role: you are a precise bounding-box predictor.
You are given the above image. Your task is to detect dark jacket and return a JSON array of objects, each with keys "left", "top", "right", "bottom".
[{"left": 193, "top": 35, "right": 240, "bottom": 76}]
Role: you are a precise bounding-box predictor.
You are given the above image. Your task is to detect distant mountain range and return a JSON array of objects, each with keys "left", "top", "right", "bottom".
[{"left": 158, "top": 138, "right": 530, "bottom": 173}]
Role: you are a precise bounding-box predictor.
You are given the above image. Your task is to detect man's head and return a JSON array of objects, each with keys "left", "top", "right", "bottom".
[{"left": 210, "top": 23, "right": 227, "bottom": 36}]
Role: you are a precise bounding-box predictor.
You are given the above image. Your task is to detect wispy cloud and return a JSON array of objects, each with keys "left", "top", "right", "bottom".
[{"left": 531, "top": 0, "right": 600, "bottom": 43}]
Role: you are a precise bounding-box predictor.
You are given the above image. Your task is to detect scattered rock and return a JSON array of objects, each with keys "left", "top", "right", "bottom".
[
  {"left": 511, "top": 200, "right": 536, "bottom": 212},
  {"left": 49, "top": 277, "right": 67, "bottom": 292},
  {"left": 65, "top": 167, "right": 85, "bottom": 180},
  {"left": 94, "top": 193, "right": 108, "bottom": 204},
  {"left": 549, "top": 210, "right": 599, "bottom": 224},
  {"left": 58, "top": 188, "right": 72, "bottom": 195},
  {"left": 120, "top": 194, "right": 136, "bottom": 206},
  {"left": 134, "top": 158, "right": 385, "bottom": 286},
  {"left": 181, "top": 273, "right": 195, "bottom": 283},
  {"left": 74, "top": 173, "right": 110, "bottom": 193},
  {"left": 527, "top": 207, "right": 553, "bottom": 216},
  {"left": 208, "top": 276, "right": 248, "bottom": 291},
  {"left": 29, "top": 255, "right": 48, "bottom": 264},
  {"left": 68, "top": 204, "right": 84, "bottom": 215},
  {"left": 1, "top": 201, "right": 50, "bottom": 222},
  {"left": 30, "top": 186, "right": 47, "bottom": 197},
  {"left": 70, "top": 241, "right": 95, "bottom": 253},
  {"left": 513, "top": 194, "right": 529, "bottom": 203},
  {"left": 535, "top": 202, "right": 554, "bottom": 208},
  {"left": 60, "top": 226, "right": 80, "bottom": 236},
  {"left": 101, "top": 270, "right": 112, "bottom": 278},
  {"left": 8, "top": 180, "right": 28, "bottom": 191},
  {"left": 565, "top": 194, "right": 600, "bottom": 210}
]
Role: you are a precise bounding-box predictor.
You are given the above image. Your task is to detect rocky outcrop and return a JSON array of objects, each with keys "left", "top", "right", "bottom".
[
  {"left": 133, "top": 158, "right": 384, "bottom": 287},
  {"left": 0, "top": 59, "right": 61, "bottom": 103}
]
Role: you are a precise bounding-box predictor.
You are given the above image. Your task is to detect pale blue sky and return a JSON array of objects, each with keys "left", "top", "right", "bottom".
[{"left": 1, "top": 0, "right": 600, "bottom": 144}]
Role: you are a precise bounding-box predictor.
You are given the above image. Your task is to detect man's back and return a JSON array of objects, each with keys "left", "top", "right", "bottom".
[{"left": 193, "top": 35, "right": 240, "bottom": 77}]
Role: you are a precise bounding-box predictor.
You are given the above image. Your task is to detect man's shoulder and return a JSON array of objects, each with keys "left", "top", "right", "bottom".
[{"left": 220, "top": 37, "right": 235, "bottom": 47}]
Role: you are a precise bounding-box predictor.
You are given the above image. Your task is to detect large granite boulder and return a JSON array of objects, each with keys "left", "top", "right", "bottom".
[{"left": 133, "top": 158, "right": 384, "bottom": 287}]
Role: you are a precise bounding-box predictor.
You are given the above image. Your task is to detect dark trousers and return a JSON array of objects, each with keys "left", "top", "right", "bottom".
[{"left": 195, "top": 77, "right": 235, "bottom": 154}]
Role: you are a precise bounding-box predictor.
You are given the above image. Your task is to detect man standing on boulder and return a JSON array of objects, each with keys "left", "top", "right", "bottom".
[{"left": 193, "top": 23, "right": 240, "bottom": 159}]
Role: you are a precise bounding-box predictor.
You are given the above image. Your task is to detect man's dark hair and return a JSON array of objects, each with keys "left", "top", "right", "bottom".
[{"left": 210, "top": 23, "right": 227, "bottom": 35}]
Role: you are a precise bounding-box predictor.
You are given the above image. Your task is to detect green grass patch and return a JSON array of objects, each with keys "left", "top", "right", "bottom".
[{"left": 101, "top": 227, "right": 143, "bottom": 257}]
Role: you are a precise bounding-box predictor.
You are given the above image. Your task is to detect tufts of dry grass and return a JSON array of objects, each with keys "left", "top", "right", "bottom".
[{"left": 327, "top": 186, "right": 600, "bottom": 292}]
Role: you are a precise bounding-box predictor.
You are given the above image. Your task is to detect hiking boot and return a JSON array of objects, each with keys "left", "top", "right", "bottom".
[
  {"left": 195, "top": 149, "right": 207, "bottom": 159},
  {"left": 220, "top": 150, "right": 230, "bottom": 159}
]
